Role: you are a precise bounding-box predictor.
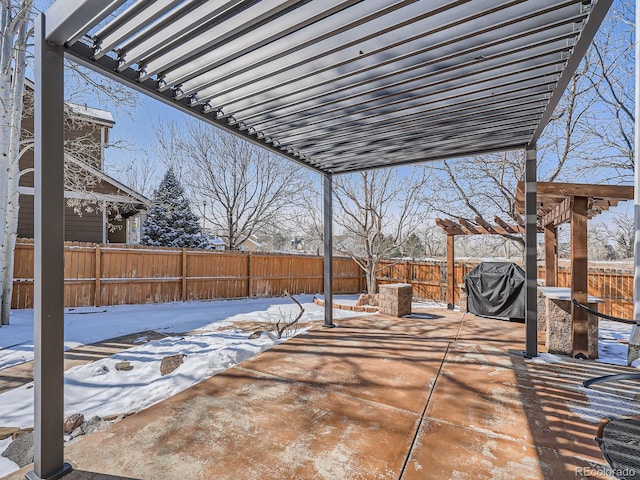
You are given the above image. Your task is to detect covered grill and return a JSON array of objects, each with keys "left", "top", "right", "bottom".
[{"left": 464, "top": 262, "right": 525, "bottom": 320}]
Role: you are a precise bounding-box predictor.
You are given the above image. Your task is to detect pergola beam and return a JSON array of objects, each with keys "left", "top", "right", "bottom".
[
  {"left": 446, "top": 235, "right": 455, "bottom": 310},
  {"left": 474, "top": 216, "right": 500, "bottom": 235},
  {"left": 494, "top": 216, "right": 525, "bottom": 234},
  {"left": 544, "top": 224, "right": 558, "bottom": 287},
  {"left": 45, "top": 0, "right": 126, "bottom": 45}
]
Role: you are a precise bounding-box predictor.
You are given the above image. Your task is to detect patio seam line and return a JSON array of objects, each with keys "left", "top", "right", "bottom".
[
  {"left": 232, "top": 364, "right": 424, "bottom": 417},
  {"left": 398, "top": 340, "right": 452, "bottom": 480},
  {"left": 454, "top": 312, "right": 468, "bottom": 341}
]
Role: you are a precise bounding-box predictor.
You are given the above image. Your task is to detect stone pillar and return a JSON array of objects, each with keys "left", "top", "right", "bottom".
[
  {"left": 379, "top": 284, "right": 412, "bottom": 317},
  {"left": 545, "top": 298, "right": 598, "bottom": 359},
  {"left": 536, "top": 290, "right": 547, "bottom": 332}
]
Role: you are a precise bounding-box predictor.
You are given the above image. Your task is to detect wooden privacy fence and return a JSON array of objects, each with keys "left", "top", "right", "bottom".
[
  {"left": 11, "top": 240, "right": 363, "bottom": 309},
  {"left": 11, "top": 240, "right": 635, "bottom": 318},
  {"left": 378, "top": 260, "right": 634, "bottom": 320}
]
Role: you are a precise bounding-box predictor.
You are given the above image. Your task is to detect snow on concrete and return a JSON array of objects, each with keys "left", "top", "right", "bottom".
[
  {"left": 0, "top": 295, "right": 367, "bottom": 477},
  {"left": 597, "top": 320, "right": 634, "bottom": 366}
]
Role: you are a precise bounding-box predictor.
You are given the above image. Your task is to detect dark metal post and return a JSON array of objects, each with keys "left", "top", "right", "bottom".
[
  {"left": 524, "top": 146, "right": 538, "bottom": 358},
  {"left": 629, "top": 0, "right": 640, "bottom": 365},
  {"left": 323, "top": 174, "right": 334, "bottom": 327},
  {"left": 27, "top": 14, "right": 72, "bottom": 480}
]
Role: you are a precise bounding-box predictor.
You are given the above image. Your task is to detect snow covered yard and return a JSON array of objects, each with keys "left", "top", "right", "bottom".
[{"left": 0, "top": 294, "right": 367, "bottom": 477}]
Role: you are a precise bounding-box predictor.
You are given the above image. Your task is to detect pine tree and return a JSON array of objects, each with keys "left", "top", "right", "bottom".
[{"left": 141, "top": 169, "right": 210, "bottom": 248}]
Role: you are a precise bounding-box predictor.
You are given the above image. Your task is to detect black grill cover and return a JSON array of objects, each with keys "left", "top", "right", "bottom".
[{"left": 464, "top": 262, "right": 525, "bottom": 319}]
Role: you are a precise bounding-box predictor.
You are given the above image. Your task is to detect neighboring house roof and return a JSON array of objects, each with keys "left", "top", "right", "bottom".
[
  {"left": 18, "top": 155, "right": 149, "bottom": 213},
  {"left": 241, "top": 236, "right": 264, "bottom": 248},
  {"left": 24, "top": 78, "right": 115, "bottom": 127},
  {"left": 66, "top": 102, "right": 115, "bottom": 126},
  {"left": 209, "top": 236, "right": 226, "bottom": 246},
  {"left": 66, "top": 154, "right": 150, "bottom": 206}
]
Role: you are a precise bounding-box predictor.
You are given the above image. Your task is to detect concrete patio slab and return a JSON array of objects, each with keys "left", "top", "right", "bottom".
[{"left": 2, "top": 308, "right": 639, "bottom": 480}]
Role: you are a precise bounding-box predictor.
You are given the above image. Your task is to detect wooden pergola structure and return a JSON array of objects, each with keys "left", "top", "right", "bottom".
[
  {"left": 436, "top": 216, "right": 526, "bottom": 308},
  {"left": 439, "top": 181, "right": 634, "bottom": 354},
  {"left": 515, "top": 181, "right": 634, "bottom": 356}
]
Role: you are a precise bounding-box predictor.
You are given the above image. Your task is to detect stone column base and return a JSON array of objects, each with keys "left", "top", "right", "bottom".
[
  {"left": 379, "top": 284, "right": 412, "bottom": 317},
  {"left": 545, "top": 298, "right": 598, "bottom": 359}
]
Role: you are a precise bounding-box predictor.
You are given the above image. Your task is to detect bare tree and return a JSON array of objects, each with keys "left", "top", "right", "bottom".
[
  {"left": 430, "top": 150, "right": 525, "bottom": 250},
  {"left": 428, "top": 55, "right": 597, "bottom": 257},
  {"left": 0, "top": 0, "right": 33, "bottom": 324},
  {"left": 422, "top": 223, "right": 446, "bottom": 258},
  {"left": 106, "top": 154, "right": 157, "bottom": 198},
  {"left": 156, "top": 120, "right": 310, "bottom": 250},
  {"left": 584, "top": 2, "right": 634, "bottom": 179},
  {"left": 332, "top": 167, "right": 431, "bottom": 293},
  {"left": 611, "top": 215, "right": 634, "bottom": 260}
]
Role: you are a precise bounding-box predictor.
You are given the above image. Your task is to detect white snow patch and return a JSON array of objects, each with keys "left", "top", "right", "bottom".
[
  {"left": 530, "top": 353, "right": 563, "bottom": 365},
  {"left": 597, "top": 320, "right": 633, "bottom": 366},
  {"left": 0, "top": 438, "right": 17, "bottom": 473}
]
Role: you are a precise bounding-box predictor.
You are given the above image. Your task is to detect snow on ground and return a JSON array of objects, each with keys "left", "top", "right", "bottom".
[
  {"left": 0, "top": 295, "right": 362, "bottom": 370},
  {"left": 0, "top": 330, "right": 284, "bottom": 429},
  {"left": 597, "top": 320, "right": 634, "bottom": 366},
  {"left": 0, "top": 295, "right": 367, "bottom": 477}
]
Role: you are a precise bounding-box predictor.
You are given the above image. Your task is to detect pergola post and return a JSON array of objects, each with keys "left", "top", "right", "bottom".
[
  {"left": 323, "top": 174, "right": 334, "bottom": 328},
  {"left": 571, "top": 196, "right": 589, "bottom": 357},
  {"left": 524, "top": 145, "right": 538, "bottom": 358},
  {"left": 446, "top": 235, "right": 455, "bottom": 309},
  {"left": 28, "top": 14, "right": 72, "bottom": 480},
  {"left": 629, "top": 0, "right": 640, "bottom": 365},
  {"left": 544, "top": 225, "right": 558, "bottom": 287}
]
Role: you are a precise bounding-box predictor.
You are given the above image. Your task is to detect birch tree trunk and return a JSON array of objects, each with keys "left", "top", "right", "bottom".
[{"left": 0, "top": 1, "right": 33, "bottom": 325}]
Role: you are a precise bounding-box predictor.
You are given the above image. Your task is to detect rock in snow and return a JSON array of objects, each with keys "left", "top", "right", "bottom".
[
  {"left": 63, "top": 413, "right": 84, "bottom": 435},
  {"left": 160, "top": 354, "right": 186, "bottom": 376},
  {"left": 2, "top": 431, "right": 33, "bottom": 468},
  {"left": 115, "top": 361, "right": 133, "bottom": 371}
]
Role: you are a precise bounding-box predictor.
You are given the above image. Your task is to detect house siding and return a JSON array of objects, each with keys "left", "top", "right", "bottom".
[{"left": 18, "top": 194, "right": 104, "bottom": 243}]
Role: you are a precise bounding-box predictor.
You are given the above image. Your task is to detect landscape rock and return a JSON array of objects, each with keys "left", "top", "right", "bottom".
[
  {"left": 0, "top": 427, "right": 21, "bottom": 441},
  {"left": 160, "top": 354, "right": 186, "bottom": 376},
  {"left": 355, "top": 293, "right": 379, "bottom": 307},
  {"left": 115, "top": 361, "right": 133, "bottom": 371},
  {"left": 83, "top": 415, "right": 110, "bottom": 435},
  {"left": 12, "top": 428, "right": 32, "bottom": 440},
  {"left": 248, "top": 330, "right": 265, "bottom": 339},
  {"left": 2, "top": 431, "right": 33, "bottom": 468},
  {"left": 63, "top": 413, "right": 84, "bottom": 434}
]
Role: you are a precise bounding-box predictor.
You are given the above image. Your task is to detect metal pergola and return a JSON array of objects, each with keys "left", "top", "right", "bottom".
[{"left": 32, "top": 1, "right": 615, "bottom": 478}]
